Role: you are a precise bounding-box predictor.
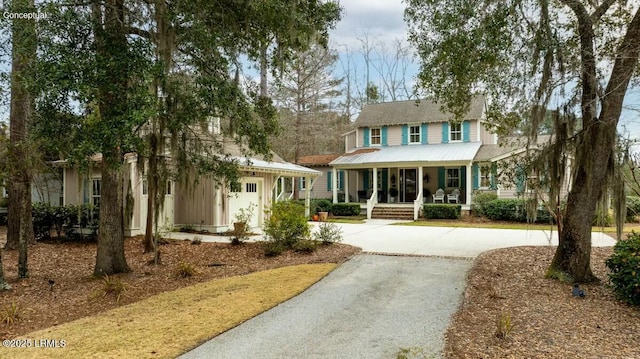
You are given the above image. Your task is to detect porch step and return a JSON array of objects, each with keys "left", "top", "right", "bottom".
[{"left": 370, "top": 206, "right": 415, "bottom": 220}]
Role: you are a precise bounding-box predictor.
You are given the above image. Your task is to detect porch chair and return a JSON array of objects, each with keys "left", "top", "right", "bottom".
[
  {"left": 432, "top": 188, "right": 445, "bottom": 203},
  {"left": 447, "top": 189, "right": 460, "bottom": 204},
  {"left": 357, "top": 190, "right": 368, "bottom": 202}
]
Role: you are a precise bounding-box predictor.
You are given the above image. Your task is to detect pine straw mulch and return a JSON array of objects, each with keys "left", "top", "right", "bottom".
[
  {"left": 445, "top": 246, "right": 640, "bottom": 359},
  {"left": 0, "top": 227, "right": 360, "bottom": 339}
]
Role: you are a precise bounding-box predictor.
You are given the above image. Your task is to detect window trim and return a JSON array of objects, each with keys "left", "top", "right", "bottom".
[
  {"left": 299, "top": 177, "right": 306, "bottom": 190},
  {"left": 409, "top": 125, "right": 421, "bottom": 144},
  {"left": 449, "top": 122, "right": 462, "bottom": 142},
  {"left": 446, "top": 168, "right": 460, "bottom": 188},
  {"left": 91, "top": 178, "right": 101, "bottom": 207},
  {"left": 370, "top": 127, "right": 382, "bottom": 146},
  {"left": 479, "top": 165, "right": 491, "bottom": 188}
]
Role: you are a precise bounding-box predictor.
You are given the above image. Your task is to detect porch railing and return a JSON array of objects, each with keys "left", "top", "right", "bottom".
[
  {"left": 413, "top": 188, "right": 423, "bottom": 220},
  {"left": 366, "top": 189, "right": 378, "bottom": 219}
]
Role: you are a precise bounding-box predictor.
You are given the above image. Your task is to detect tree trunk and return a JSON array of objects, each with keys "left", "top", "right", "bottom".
[
  {"left": 17, "top": 183, "right": 30, "bottom": 278},
  {"left": 94, "top": 152, "right": 131, "bottom": 276},
  {"left": 0, "top": 249, "right": 10, "bottom": 291}
]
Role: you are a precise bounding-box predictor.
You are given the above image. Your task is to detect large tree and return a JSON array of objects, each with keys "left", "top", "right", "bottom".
[{"left": 406, "top": 0, "right": 640, "bottom": 282}]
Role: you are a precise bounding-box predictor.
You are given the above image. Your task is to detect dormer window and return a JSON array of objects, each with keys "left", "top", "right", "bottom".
[
  {"left": 208, "top": 117, "right": 221, "bottom": 134},
  {"left": 370, "top": 128, "right": 381, "bottom": 145},
  {"left": 409, "top": 125, "right": 421, "bottom": 144},
  {"left": 450, "top": 122, "right": 462, "bottom": 142}
]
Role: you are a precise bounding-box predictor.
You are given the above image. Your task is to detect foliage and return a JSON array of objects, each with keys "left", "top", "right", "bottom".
[
  {"left": 423, "top": 204, "right": 461, "bottom": 220},
  {"left": 314, "top": 199, "right": 333, "bottom": 214},
  {"left": 626, "top": 196, "right": 640, "bottom": 222},
  {"left": 96, "top": 275, "right": 127, "bottom": 303},
  {"left": 291, "top": 239, "right": 319, "bottom": 253},
  {"left": 313, "top": 222, "right": 343, "bottom": 244},
  {"left": 263, "top": 200, "right": 310, "bottom": 255},
  {"left": 495, "top": 311, "right": 513, "bottom": 339},
  {"left": 175, "top": 262, "right": 199, "bottom": 278},
  {"left": 1, "top": 302, "right": 24, "bottom": 326},
  {"left": 191, "top": 236, "right": 202, "bottom": 245},
  {"left": 471, "top": 192, "right": 498, "bottom": 217},
  {"left": 32, "top": 203, "right": 98, "bottom": 241},
  {"left": 606, "top": 231, "right": 640, "bottom": 305},
  {"left": 389, "top": 187, "right": 399, "bottom": 197},
  {"left": 330, "top": 203, "right": 360, "bottom": 216},
  {"left": 231, "top": 204, "right": 256, "bottom": 245},
  {"left": 262, "top": 241, "right": 287, "bottom": 257},
  {"left": 483, "top": 199, "right": 553, "bottom": 224},
  {"left": 395, "top": 347, "right": 434, "bottom": 359}
]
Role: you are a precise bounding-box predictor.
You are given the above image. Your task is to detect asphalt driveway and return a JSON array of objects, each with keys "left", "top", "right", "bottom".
[{"left": 179, "top": 254, "right": 472, "bottom": 359}]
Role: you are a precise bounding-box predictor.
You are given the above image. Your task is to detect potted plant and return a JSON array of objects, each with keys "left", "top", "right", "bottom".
[
  {"left": 315, "top": 199, "right": 332, "bottom": 222},
  {"left": 389, "top": 187, "right": 398, "bottom": 203},
  {"left": 231, "top": 203, "right": 256, "bottom": 245}
]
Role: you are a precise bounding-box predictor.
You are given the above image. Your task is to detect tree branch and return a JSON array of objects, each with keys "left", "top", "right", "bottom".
[
  {"left": 591, "top": 0, "right": 616, "bottom": 22},
  {"left": 127, "top": 26, "right": 153, "bottom": 39}
]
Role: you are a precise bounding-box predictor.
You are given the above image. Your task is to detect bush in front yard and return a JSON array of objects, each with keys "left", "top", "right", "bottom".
[
  {"left": 483, "top": 199, "right": 554, "bottom": 223},
  {"left": 423, "top": 204, "right": 461, "bottom": 219},
  {"left": 472, "top": 192, "right": 498, "bottom": 217},
  {"left": 263, "top": 200, "right": 310, "bottom": 250},
  {"left": 330, "top": 203, "right": 360, "bottom": 216},
  {"left": 606, "top": 231, "right": 640, "bottom": 305}
]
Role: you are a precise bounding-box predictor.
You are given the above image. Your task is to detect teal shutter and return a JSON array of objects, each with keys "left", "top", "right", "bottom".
[
  {"left": 363, "top": 127, "right": 370, "bottom": 147},
  {"left": 460, "top": 166, "right": 466, "bottom": 189},
  {"left": 472, "top": 164, "right": 479, "bottom": 189},
  {"left": 381, "top": 126, "right": 388, "bottom": 146},
  {"left": 338, "top": 171, "right": 344, "bottom": 190},
  {"left": 401, "top": 125, "right": 408, "bottom": 145},
  {"left": 421, "top": 123, "right": 428, "bottom": 144},
  {"left": 327, "top": 171, "right": 332, "bottom": 191},
  {"left": 438, "top": 167, "right": 445, "bottom": 188},
  {"left": 382, "top": 168, "right": 388, "bottom": 193},
  {"left": 463, "top": 120, "right": 471, "bottom": 142},
  {"left": 441, "top": 123, "right": 449, "bottom": 143},
  {"left": 83, "top": 178, "right": 89, "bottom": 204},
  {"left": 363, "top": 170, "right": 370, "bottom": 190},
  {"left": 491, "top": 163, "right": 498, "bottom": 190}
]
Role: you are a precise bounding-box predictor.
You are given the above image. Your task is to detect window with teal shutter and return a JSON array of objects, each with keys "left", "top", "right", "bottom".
[
  {"left": 381, "top": 126, "right": 388, "bottom": 146},
  {"left": 363, "top": 170, "right": 370, "bottom": 190},
  {"left": 401, "top": 125, "right": 408, "bottom": 145},
  {"left": 326, "top": 171, "right": 332, "bottom": 190},
  {"left": 421, "top": 123, "right": 428, "bottom": 144},
  {"left": 463, "top": 121, "right": 470, "bottom": 142},
  {"left": 363, "top": 127, "right": 370, "bottom": 147},
  {"left": 491, "top": 163, "right": 498, "bottom": 190},
  {"left": 441, "top": 123, "right": 449, "bottom": 143},
  {"left": 460, "top": 166, "right": 467, "bottom": 189},
  {"left": 338, "top": 171, "right": 344, "bottom": 190}
]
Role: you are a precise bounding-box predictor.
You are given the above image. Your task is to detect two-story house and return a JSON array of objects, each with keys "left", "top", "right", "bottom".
[{"left": 326, "top": 96, "right": 521, "bottom": 219}]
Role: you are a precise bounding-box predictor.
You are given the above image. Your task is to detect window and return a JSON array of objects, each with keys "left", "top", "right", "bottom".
[
  {"left": 142, "top": 180, "right": 148, "bottom": 195},
  {"left": 480, "top": 165, "right": 491, "bottom": 188},
  {"left": 166, "top": 180, "right": 173, "bottom": 195},
  {"left": 91, "top": 179, "right": 101, "bottom": 206},
  {"left": 370, "top": 128, "right": 381, "bottom": 145},
  {"left": 1, "top": 182, "right": 7, "bottom": 198},
  {"left": 450, "top": 122, "right": 462, "bottom": 142},
  {"left": 246, "top": 182, "right": 257, "bottom": 193},
  {"left": 409, "top": 125, "right": 421, "bottom": 144},
  {"left": 446, "top": 168, "right": 460, "bottom": 188},
  {"left": 299, "top": 177, "right": 306, "bottom": 190}
]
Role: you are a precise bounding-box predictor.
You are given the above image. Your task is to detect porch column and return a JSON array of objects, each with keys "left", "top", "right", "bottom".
[
  {"left": 372, "top": 167, "right": 378, "bottom": 199},
  {"left": 305, "top": 175, "right": 311, "bottom": 217},
  {"left": 418, "top": 166, "right": 424, "bottom": 202},
  {"left": 332, "top": 167, "right": 338, "bottom": 203},
  {"left": 344, "top": 170, "right": 350, "bottom": 203},
  {"left": 291, "top": 177, "right": 294, "bottom": 199},
  {"left": 280, "top": 177, "right": 285, "bottom": 201},
  {"left": 466, "top": 163, "right": 472, "bottom": 205}
]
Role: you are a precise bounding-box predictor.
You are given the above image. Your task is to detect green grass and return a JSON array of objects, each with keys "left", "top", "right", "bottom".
[{"left": 327, "top": 218, "right": 366, "bottom": 224}]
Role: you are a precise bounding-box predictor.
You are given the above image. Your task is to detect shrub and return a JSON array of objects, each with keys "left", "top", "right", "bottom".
[
  {"left": 32, "top": 203, "right": 99, "bottom": 241},
  {"left": 495, "top": 311, "right": 513, "bottom": 339},
  {"left": 175, "top": 261, "right": 199, "bottom": 278},
  {"left": 191, "top": 236, "right": 202, "bottom": 245},
  {"left": 96, "top": 275, "right": 127, "bottom": 302},
  {"left": 471, "top": 192, "right": 498, "bottom": 217},
  {"left": 330, "top": 203, "right": 361, "bottom": 216},
  {"left": 262, "top": 241, "right": 286, "bottom": 257},
  {"left": 626, "top": 196, "right": 640, "bottom": 223},
  {"left": 606, "top": 231, "right": 640, "bottom": 305},
  {"left": 263, "top": 200, "right": 310, "bottom": 250},
  {"left": 423, "top": 204, "right": 461, "bottom": 219},
  {"left": 314, "top": 199, "right": 333, "bottom": 213},
  {"left": 1, "top": 302, "right": 24, "bottom": 326},
  {"left": 292, "top": 239, "right": 319, "bottom": 253},
  {"left": 483, "top": 199, "right": 553, "bottom": 223},
  {"left": 313, "top": 222, "right": 343, "bottom": 244}
]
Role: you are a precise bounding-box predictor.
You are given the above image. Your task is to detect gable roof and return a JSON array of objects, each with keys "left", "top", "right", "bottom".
[{"left": 354, "top": 95, "right": 486, "bottom": 128}]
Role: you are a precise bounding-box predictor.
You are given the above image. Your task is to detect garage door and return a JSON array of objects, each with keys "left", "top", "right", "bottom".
[{"left": 228, "top": 178, "right": 262, "bottom": 228}]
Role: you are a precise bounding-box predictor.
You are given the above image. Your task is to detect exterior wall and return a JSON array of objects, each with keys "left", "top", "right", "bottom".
[
  {"left": 479, "top": 120, "right": 495, "bottom": 144},
  {"left": 174, "top": 176, "right": 217, "bottom": 229},
  {"left": 427, "top": 122, "right": 441, "bottom": 143},
  {"left": 63, "top": 167, "right": 101, "bottom": 205},
  {"left": 32, "top": 173, "right": 63, "bottom": 206},
  {"left": 345, "top": 131, "right": 357, "bottom": 152}
]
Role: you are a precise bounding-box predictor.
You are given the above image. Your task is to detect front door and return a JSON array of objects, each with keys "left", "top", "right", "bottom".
[{"left": 400, "top": 169, "right": 417, "bottom": 202}]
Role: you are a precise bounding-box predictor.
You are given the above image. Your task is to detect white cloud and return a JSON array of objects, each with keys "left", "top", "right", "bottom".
[{"left": 331, "top": 0, "right": 407, "bottom": 49}]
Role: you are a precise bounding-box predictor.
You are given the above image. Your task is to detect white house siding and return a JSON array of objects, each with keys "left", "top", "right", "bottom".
[
  {"left": 480, "top": 122, "right": 495, "bottom": 144},
  {"left": 427, "top": 122, "right": 442, "bottom": 144},
  {"left": 345, "top": 132, "right": 357, "bottom": 152}
]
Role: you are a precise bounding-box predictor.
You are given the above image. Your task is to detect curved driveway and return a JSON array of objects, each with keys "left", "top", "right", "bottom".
[{"left": 176, "top": 221, "right": 615, "bottom": 358}]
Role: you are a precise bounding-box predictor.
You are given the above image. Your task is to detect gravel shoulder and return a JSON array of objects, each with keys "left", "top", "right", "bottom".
[{"left": 180, "top": 254, "right": 473, "bottom": 359}]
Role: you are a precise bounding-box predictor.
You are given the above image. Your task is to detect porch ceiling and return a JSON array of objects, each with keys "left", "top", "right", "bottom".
[{"left": 329, "top": 142, "right": 482, "bottom": 167}]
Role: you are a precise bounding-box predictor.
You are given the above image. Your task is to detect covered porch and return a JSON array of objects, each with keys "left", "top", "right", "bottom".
[{"left": 328, "top": 142, "right": 482, "bottom": 219}]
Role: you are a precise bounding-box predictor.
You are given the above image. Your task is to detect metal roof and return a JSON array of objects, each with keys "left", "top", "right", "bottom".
[
  {"left": 236, "top": 157, "right": 321, "bottom": 177},
  {"left": 329, "top": 142, "right": 482, "bottom": 167}
]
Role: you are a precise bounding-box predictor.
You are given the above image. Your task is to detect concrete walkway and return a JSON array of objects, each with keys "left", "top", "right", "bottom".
[{"left": 170, "top": 220, "right": 617, "bottom": 258}]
